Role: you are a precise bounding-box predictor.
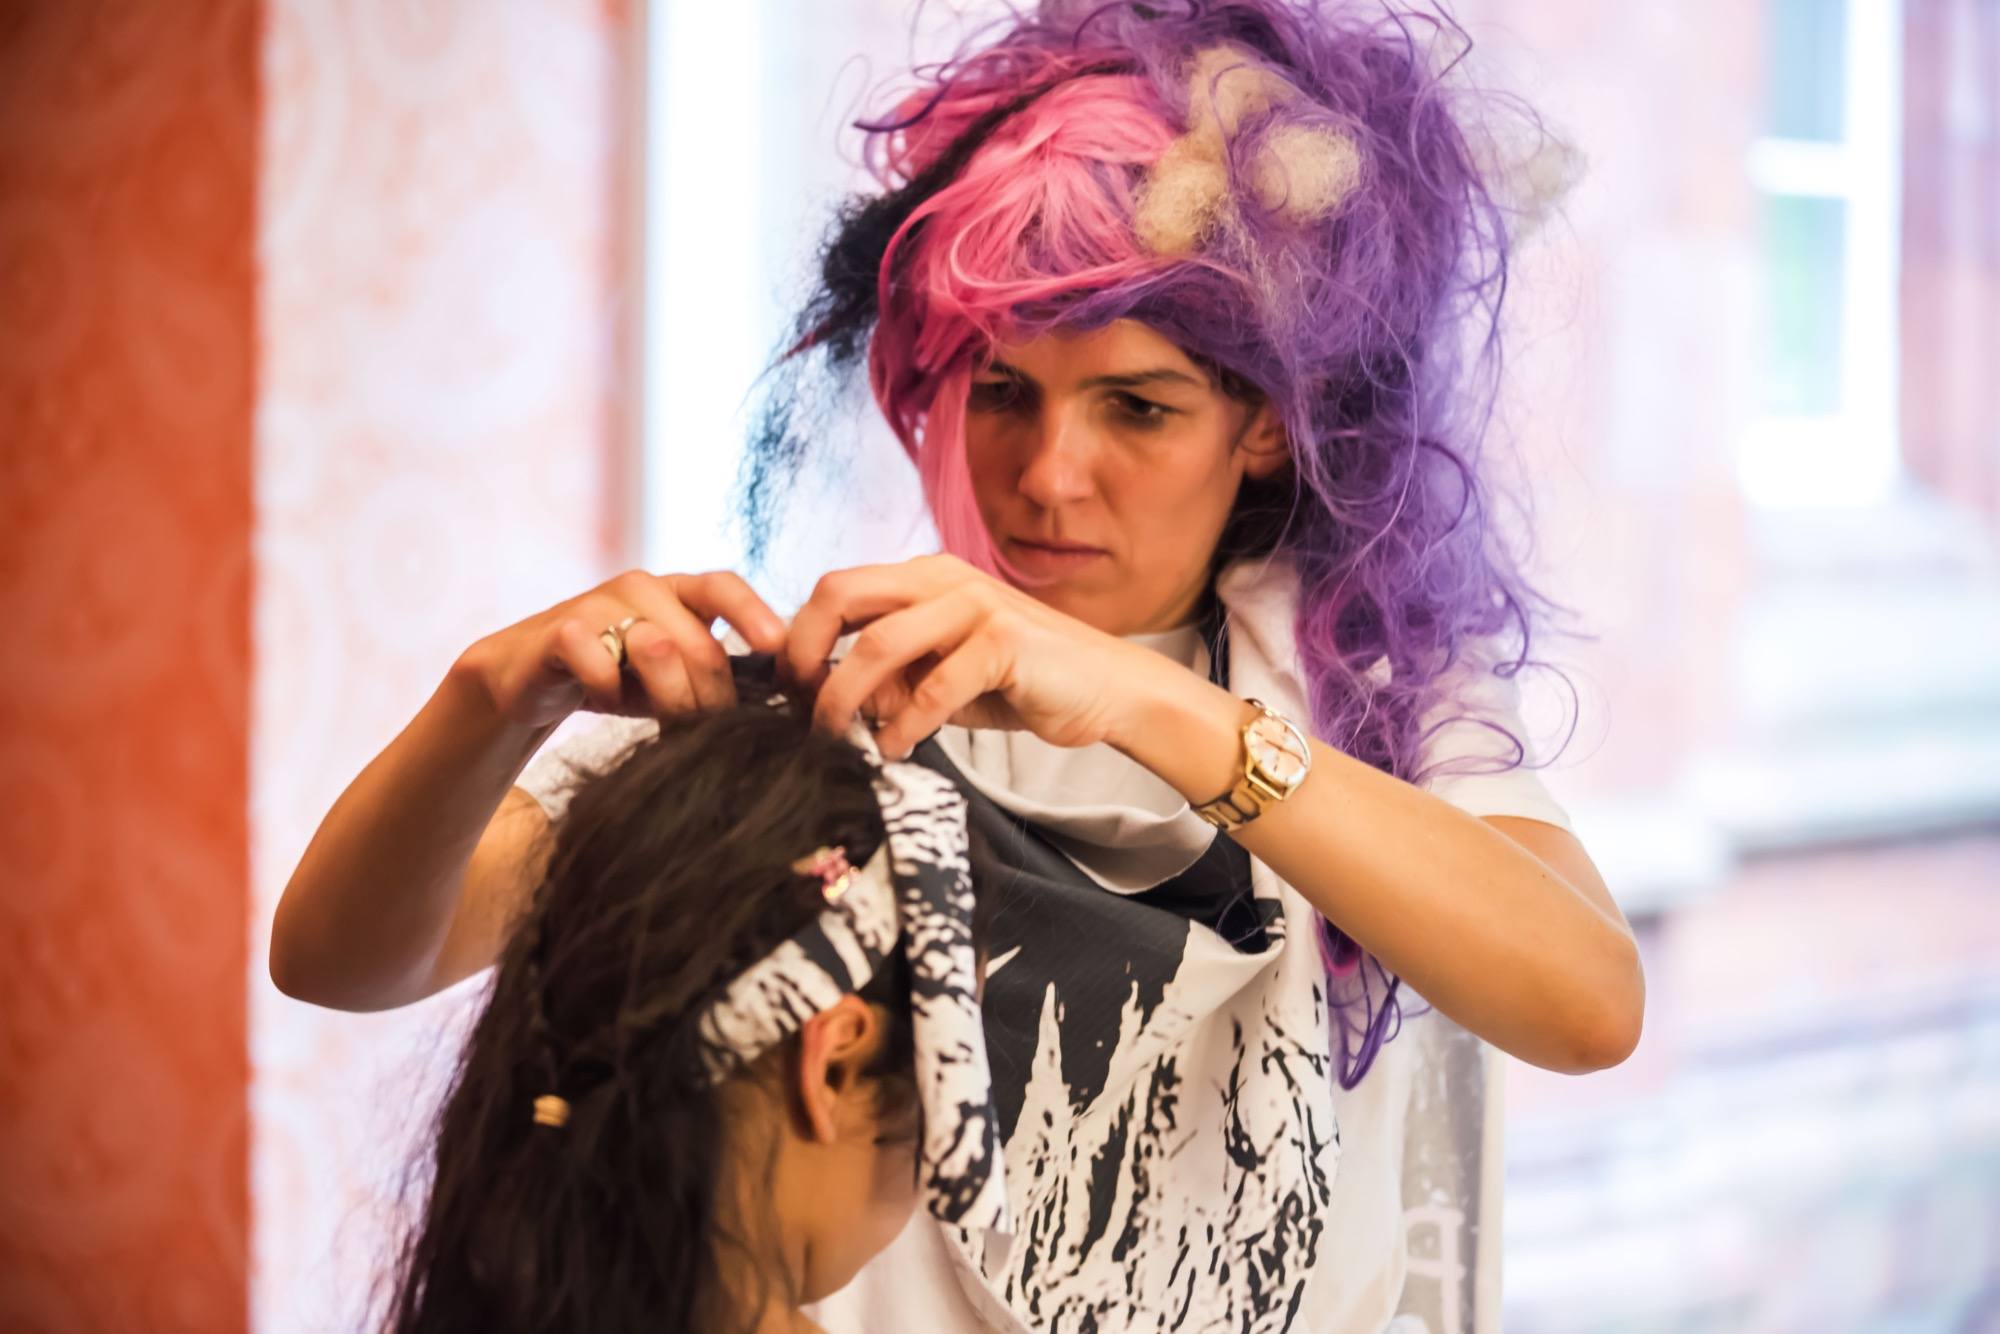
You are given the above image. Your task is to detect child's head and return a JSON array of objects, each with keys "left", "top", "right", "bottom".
[{"left": 383, "top": 694, "right": 999, "bottom": 1334}]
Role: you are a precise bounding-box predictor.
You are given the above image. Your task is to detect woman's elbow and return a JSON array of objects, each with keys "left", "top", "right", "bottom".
[
  {"left": 267, "top": 908, "right": 318, "bottom": 1003},
  {"left": 266, "top": 896, "right": 352, "bottom": 1008},
  {"left": 1570, "top": 1002, "right": 1643, "bottom": 1072},
  {"left": 1569, "top": 936, "right": 1646, "bottom": 1072}
]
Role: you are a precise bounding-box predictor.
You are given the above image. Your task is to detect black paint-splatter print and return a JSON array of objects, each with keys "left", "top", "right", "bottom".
[
  {"left": 686, "top": 658, "right": 1009, "bottom": 1231},
  {"left": 871, "top": 758, "right": 1009, "bottom": 1229},
  {"left": 917, "top": 740, "right": 1339, "bottom": 1331}
]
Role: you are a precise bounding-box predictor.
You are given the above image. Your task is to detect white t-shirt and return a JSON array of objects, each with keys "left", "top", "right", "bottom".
[{"left": 518, "top": 609, "right": 1568, "bottom": 1334}]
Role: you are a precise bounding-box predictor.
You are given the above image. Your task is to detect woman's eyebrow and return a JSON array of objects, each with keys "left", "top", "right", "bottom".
[{"left": 982, "top": 360, "right": 1207, "bottom": 391}]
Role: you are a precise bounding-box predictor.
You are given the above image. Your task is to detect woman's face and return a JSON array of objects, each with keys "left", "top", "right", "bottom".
[{"left": 964, "top": 319, "right": 1287, "bottom": 634}]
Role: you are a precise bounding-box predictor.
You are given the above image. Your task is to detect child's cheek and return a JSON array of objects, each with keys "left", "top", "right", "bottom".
[{"left": 869, "top": 1139, "right": 922, "bottom": 1245}]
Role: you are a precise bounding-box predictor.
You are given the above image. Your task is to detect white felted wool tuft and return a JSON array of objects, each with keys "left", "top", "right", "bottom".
[
  {"left": 1506, "top": 132, "right": 1584, "bottom": 238},
  {"left": 1134, "top": 44, "right": 1367, "bottom": 257},
  {"left": 1471, "top": 123, "right": 1585, "bottom": 243},
  {"left": 1135, "top": 139, "right": 1231, "bottom": 256},
  {"left": 1184, "top": 44, "right": 1300, "bottom": 145},
  {"left": 1247, "top": 124, "right": 1363, "bottom": 221}
]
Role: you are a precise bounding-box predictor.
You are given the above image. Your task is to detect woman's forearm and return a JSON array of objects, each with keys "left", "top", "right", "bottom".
[
  {"left": 269, "top": 667, "right": 556, "bottom": 1012},
  {"left": 1111, "top": 658, "right": 1644, "bottom": 1075}
]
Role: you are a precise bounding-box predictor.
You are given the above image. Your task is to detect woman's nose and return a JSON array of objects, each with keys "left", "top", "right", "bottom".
[{"left": 1015, "top": 406, "right": 1096, "bottom": 508}]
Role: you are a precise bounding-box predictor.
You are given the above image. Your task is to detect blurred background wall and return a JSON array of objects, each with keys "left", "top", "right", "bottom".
[
  {"left": 250, "top": 0, "right": 632, "bottom": 1327},
  {"left": 1462, "top": 3, "right": 2000, "bottom": 1327},
  {"left": 1, "top": 1, "right": 1994, "bottom": 1331},
  {"left": 3, "top": 0, "right": 633, "bottom": 1330},
  {"left": 0, "top": 2, "right": 257, "bottom": 1329}
]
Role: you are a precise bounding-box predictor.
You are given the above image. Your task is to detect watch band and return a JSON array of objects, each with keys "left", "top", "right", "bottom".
[{"left": 1192, "top": 699, "right": 1311, "bottom": 832}]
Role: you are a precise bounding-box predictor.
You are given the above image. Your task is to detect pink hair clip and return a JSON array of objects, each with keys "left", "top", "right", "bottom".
[{"left": 791, "top": 845, "right": 855, "bottom": 904}]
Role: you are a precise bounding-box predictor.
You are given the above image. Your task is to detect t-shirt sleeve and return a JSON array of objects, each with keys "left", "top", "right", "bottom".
[
  {"left": 517, "top": 713, "right": 660, "bottom": 823},
  {"left": 1415, "top": 660, "right": 1573, "bottom": 832},
  {"left": 514, "top": 626, "right": 762, "bottom": 823}
]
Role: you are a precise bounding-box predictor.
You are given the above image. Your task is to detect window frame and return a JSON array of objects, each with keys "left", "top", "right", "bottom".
[{"left": 1739, "top": 0, "right": 1905, "bottom": 510}]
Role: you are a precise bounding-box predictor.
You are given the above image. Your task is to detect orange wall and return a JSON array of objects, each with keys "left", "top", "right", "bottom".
[
  {"left": 0, "top": 0, "right": 630, "bottom": 1323},
  {"left": 0, "top": 3, "right": 258, "bottom": 1330}
]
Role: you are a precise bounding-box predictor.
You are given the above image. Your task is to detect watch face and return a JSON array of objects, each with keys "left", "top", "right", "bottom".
[{"left": 1246, "top": 713, "right": 1310, "bottom": 790}]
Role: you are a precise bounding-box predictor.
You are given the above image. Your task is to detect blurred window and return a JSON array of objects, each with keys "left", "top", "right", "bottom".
[
  {"left": 1742, "top": 0, "right": 1903, "bottom": 506},
  {"left": 638, "top": 1, "right": 779, "bottom": 575}
]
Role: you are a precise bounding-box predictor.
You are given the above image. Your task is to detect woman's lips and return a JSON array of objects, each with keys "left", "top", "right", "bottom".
[{"left": 1006, "top": 537, "right": 1109, "bottom": 576}]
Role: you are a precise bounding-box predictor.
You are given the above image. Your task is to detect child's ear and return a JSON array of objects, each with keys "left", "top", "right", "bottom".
[{"left": 794, "top": 996, "right": 882, "bottom": 1144}]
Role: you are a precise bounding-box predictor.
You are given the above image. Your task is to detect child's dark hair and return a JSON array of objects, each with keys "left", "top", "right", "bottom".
[{"left": 381, "top": 701, "right": 925, "bottom": 1334}]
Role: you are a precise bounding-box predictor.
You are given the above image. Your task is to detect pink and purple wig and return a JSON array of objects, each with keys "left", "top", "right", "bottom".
[{"left": 744, "top": 0, "right": 1571, "bottom": 1086}]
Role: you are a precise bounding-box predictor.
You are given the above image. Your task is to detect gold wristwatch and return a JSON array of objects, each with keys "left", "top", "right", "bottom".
[{"left": 1192, "top": 699, "right": 1313, "bottom": 831}]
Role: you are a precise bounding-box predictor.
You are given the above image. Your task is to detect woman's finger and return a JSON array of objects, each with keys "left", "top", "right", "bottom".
[
  {"left": 669, "top": 570, "right": 788, "bottom": 654},
  {"left": 858, "top": 654, "right": 931, "bottom": 727},
  {"left": 787, "top": 561, "right": 940, "bottom": 689},
  {"left": 606, "top": 572, "right": 735, "bottom": 711},
  {"left": 551, "top": 617, "right": 629, "bottom": 711},
  {"left": 619, "top": 618, "right": 705, "bottom": 716},
  {"left": 812, "top": 589, "right": 988, "bottom": 736},
  {"left": 870, "top": 634, "right": 1003, "bottom": 759},
  {"left": 638, "top": 608, "right": 735, "bottom": 714}
]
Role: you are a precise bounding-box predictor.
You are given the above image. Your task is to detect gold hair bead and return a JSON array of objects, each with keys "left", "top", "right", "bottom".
[{"left": 532, "top": 1094, "right": 571, "bottom": 1128}]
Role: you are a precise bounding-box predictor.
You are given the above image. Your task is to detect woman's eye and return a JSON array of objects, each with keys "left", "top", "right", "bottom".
[
  {"left": 969, "top": 379, "right": 1023, "bottom": 412},
  {"left": 1111, "top": 392, "right": 1172, "bottom": 425}
]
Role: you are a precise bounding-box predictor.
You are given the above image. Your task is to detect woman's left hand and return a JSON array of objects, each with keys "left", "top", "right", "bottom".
[{"left": 785, "top": 554, "right": 1159, "bottom": 759}]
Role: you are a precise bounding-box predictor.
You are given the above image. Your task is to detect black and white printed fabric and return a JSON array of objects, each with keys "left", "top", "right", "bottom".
[
  {"left": 687, "top": 675, "right": 1009, "bottom": 1234},
  {"left": 905, "top": 567, "right": 1340, "bottom": 1333},
  {"left": 520, "top": 556, "right": 1572, "bottom": 1334},
  {"left": 806, "top": 554, "right": 1564, "bottom": 1334},
  {"left": 692, "top": 841, "right": 901, "bottom": 1080}
]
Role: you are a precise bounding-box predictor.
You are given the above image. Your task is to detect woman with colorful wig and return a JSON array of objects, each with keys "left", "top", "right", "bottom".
[{"left": 274, "top": 2, "right": 1643, "bottom": 1330}]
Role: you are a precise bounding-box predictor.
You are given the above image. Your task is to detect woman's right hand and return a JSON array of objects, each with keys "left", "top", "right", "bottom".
[{"left": 453, "top": 570, "right": 789, "bottom": 729}]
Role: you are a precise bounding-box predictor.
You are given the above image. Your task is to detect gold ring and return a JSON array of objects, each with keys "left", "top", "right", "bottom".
[{"left": 598, "top": 615, "right": 641, "bottom": 668}]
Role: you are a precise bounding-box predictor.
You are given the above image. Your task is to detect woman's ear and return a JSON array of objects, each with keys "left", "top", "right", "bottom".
[
  {"left": 1239, "top": 401, "right": 1291, "bottom": 481},
  {"left": 793, "top": 996, "right": 883, "bottom": 1144}
]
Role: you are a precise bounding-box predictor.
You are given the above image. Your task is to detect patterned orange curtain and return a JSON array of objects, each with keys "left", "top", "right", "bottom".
[{"left": 0, "top": 3, "right": 257, "bottom": 1331}]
